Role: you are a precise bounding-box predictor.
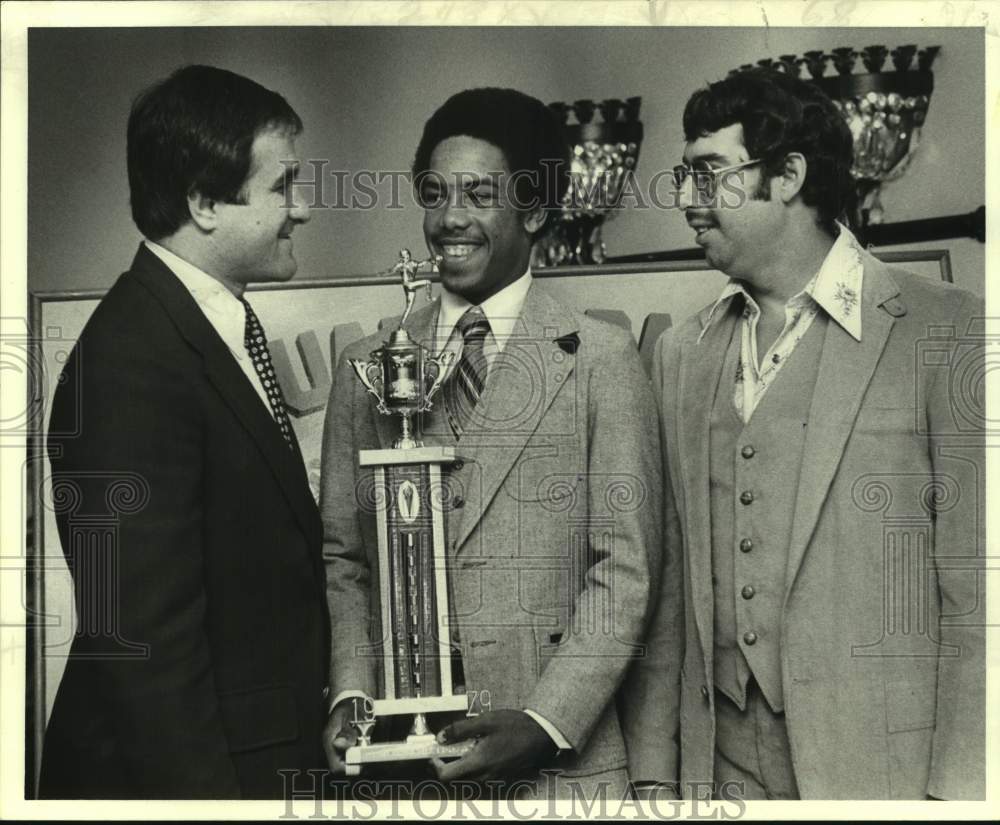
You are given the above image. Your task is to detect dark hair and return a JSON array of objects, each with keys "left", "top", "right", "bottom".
[
  {"left": 411, "top": 87, "right": 570, "bottom": 233},
  {"left": 683, "top": 68, "right": 854, "bottom": 234},
  {"left": 127, "top": 64, "right": 302, "bottom": 240}
]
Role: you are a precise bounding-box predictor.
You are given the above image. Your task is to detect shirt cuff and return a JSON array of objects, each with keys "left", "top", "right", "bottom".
[
  {"left": 328, "top": 689, "right": 369, "bottom": 716},
  {"left": 523, "top": 709, "right": 572, "bottom": 752}
]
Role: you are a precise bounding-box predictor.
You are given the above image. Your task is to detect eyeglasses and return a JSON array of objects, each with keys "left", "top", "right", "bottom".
[{"left": 671, "top": 158, "right": 763, "bottom": 200}]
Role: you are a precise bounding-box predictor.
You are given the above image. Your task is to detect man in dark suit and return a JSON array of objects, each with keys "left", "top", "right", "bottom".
[{"left": 40, "top": 65, "right": 329, "bottom": 799}]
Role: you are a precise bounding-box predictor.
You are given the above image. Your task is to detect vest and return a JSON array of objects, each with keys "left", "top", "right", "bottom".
[{"left": 709, "top": 309, "right": 828, "bottom": 711}]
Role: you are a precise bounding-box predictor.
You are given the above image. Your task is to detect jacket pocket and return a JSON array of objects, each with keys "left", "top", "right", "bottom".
[
  {"left": 218, "top": 684, "right": 299, "bottom": 753},
  {"left": 884, "top": 679, "right": 935, "bottom": 733}
]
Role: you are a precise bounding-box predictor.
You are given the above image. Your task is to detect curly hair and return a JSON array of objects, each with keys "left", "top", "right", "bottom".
[
  {"left": 411, "top": 87, "right": 570, "bottom": 232},
  {"left": 683, "top": 68, "right": 854, "bottom": 234}
]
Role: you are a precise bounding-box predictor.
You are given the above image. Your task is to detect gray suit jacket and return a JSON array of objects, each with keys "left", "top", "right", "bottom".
[
  {"left": 321, "top": 282, "right": 665, "bottom": 795},
  {"left": 632, "top": 250, "right": 985, "bottom": 799}
]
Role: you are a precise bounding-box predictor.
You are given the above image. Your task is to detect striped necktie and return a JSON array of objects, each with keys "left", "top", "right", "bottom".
[
  {"left": 447, "top": 306, "right": 491, "bottom": 438},
  {"left": 240, "top": 296, "right": 295, "bottom": 449}
]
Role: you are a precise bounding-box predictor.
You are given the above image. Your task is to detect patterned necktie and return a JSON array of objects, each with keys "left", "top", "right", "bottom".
[
  {"left": 240, "top": 296, "right": 294, "bottom": 449},
  {"left": 447, "top": 306, "right": 491, "bottom": 438}
]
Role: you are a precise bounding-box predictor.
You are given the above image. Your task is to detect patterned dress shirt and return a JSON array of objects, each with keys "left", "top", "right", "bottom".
[{"left": 697, "top": 223, "right": 865, "bottom": 423}]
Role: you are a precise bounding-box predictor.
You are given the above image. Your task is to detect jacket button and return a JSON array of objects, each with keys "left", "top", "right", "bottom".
[
  {"left": 322, "top": 686, "right": 330, "bottom": 699},
  {"left": 741, "top": 444, "right": 756, "bottom": 459},
  {"left": 743, "top": 631, "right": 758, "bottom": 646},
  {"left": 741, "top": 585, "right": 755, "bottom": 600},
  {"left": 700, "top": 685, "right": 710, "bottom": 701},
  {"left": 739, "top": 538, "right": 753, "bottom": 552},
  {"left": 740, "top": 490, "right": 754, "bottom": 505},
  {"left": 453, "top": 496, "right": 465, "bottom": 509}
]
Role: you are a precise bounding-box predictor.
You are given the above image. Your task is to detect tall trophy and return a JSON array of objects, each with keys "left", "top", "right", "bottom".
[{"left": 343, "top": 249, "right": 476, "bottom": 774}]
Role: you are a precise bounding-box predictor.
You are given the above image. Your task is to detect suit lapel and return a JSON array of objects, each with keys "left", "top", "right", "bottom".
[
  {"left": 450, "top": 285, "right": 578, "bottom": 553},
  {"left": 676, "top": 303, "right": 738, "bottom": 673},
  {"left": 127, "top": 246, "right": 320, "bottom": 545},
  {"left": 783, "top": 255, "right": 901, "bottom": 599}
]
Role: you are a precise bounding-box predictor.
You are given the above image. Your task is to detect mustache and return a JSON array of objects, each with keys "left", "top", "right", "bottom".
[{"left": 685, "top": 212, "right": 718, "bottom": 228}]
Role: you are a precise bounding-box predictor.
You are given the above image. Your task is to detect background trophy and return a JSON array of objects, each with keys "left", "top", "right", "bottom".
[
  {"left": 532, "top": 97, "right": 644, "bottom": 267},
  {"left": 732, "top": 45, "right": 939, "bottom": 227},
  {"left": 343, "top": 249, "right": 476, "bottom": 774}
]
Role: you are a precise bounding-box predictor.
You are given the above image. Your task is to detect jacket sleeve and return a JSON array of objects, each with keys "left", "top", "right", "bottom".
[
  {"left": 619, "top": 329, "right": 684, "bottom": 788},
  {"left": 320, "top": 348, "right": 379, "bottom": 701},
  {"left": 925, "top": 290, "right": 986, "bottom": 800},
  {"left": 48, "top": 330, "right": 241, "bottom": 797},
  {"left": 523, "top": 331, "right": 666, "bottom": 752}
]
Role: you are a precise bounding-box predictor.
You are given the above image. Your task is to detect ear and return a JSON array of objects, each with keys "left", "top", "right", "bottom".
[
  {"left": 187, "top": 190, "right": 219, "bottom": 232},
  {"left": 522, "top": 205, "right": 548, "bottom": 235},
  {"left": 773, "top": 153, "right": 807, "bottom": 204}
]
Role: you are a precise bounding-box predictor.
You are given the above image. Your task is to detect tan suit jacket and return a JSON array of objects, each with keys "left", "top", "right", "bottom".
[
  {"left": 630, "top": 251, "right": 985, "bottom": 799},
  {"left": 321, "top": 283, "right": 665, "bottom": 796}
]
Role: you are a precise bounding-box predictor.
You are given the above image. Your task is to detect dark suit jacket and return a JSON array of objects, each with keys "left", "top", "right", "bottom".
[{"left": 39, "top": 245, "right": 330, "bottom": 799}]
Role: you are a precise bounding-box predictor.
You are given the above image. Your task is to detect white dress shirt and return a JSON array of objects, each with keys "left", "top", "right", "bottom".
[
  {"left": 433, "top": 265, "right": 533, "bottom": 371},
  {"left": 144, "top": 241, "right": 274, "bottom": 418}
]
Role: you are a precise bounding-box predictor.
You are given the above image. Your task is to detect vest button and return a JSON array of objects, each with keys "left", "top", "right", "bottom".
[
  {"left": 743, "top": 631, "right": 758, "bottom": 645},
  {"left": 741, "top": 444, "right": 756, "bottom": 459},
  {"left": 453, "top": 496, "right": 465, "bottom": 509},
  {"left": 741, "top": 585, "right": 755, "bottom": 599},
  {"left": 739, "top": 490, "right": 754, "bottom": 505},
  {"left": 700, "top": 685, "right": 710, "bottom": 701},
  {"left": 739, "top": 538, "right": 753, "bottom": 552}
]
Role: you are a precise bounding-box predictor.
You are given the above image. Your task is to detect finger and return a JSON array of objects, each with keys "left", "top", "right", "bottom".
[
  {"left": 435, "top": 746, "right": 489, "bottom": 782},
  {"left": 332, "top": 720, "right": 359, "bottom": 750},
  {"left": 439, "top": 715, "right": 488, "bottom": 744},
  {"left": 322, "top": 712, "right": 358, "bottom": 774},
  {"left": 322, "top": 733, "right": 347, "bottom": 774}
]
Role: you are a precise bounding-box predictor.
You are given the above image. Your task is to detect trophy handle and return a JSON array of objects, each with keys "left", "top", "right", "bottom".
[
  {"left": 349, "top": 357, "right": 390, "bottom": 415},
  {"left": 421, "top": 350, "right": 455, "bottom": 411}
]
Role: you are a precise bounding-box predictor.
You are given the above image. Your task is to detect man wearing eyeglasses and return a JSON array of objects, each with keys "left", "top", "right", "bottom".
[{"left": 627, "top": 68, "right": 984, "bottom": 800}]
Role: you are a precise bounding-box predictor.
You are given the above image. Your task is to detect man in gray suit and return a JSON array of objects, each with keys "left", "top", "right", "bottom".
[
  {"left": 320, "top": 88, "right": 665, "bottom": 798},
  {"left": 630, "top": 68, "right": 985, "bottom": 800}
]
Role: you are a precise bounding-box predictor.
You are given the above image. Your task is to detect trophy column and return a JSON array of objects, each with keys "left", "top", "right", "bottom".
[{"left": 343, "top": 250, "right": 475, "bottom": 774}]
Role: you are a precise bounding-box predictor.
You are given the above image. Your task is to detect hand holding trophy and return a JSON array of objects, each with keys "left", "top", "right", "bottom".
[{"left": 341, "top": 250, "right": 479, "bottom": 775}]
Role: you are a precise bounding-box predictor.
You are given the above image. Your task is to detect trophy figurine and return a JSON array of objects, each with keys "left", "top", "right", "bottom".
[{"left": 343, "top": 249, "right": 476, "bottom": 774}]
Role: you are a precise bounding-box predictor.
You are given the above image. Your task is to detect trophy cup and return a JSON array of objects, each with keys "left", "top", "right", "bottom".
[
  {"left": 343, "top": 249, "right": 476, "bottom": 774},
  {"left": 532, "top": 97, "right": 644, "bottom": 267}
]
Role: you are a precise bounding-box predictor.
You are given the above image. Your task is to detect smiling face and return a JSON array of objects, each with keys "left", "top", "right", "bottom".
[
  {"left": 680, "top": 123, "right": 779, "bottom": 280},
  {"left": 211, "top": 127, "right": 310, "bottom": 290},
  {"left": 420, "top": 135, "right": 543, "bottom": 304}
]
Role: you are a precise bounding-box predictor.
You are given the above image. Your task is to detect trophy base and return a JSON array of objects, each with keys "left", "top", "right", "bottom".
[{"left": 344, "top": 734, "right": 475, "bottom": 776}]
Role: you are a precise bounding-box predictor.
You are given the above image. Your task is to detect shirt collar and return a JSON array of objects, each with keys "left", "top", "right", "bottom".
[
  {"left": 808, "top": 223, "right": 864, "bottom": 341},
  {"left": 143, "top": 240, "right": 248, "bottom": 358},
  {"left": 697, "top": 222, "right": 864, "bottom": 343},
  {"left": 436, "top": 266, "right": 533, "bottom": 351}
]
